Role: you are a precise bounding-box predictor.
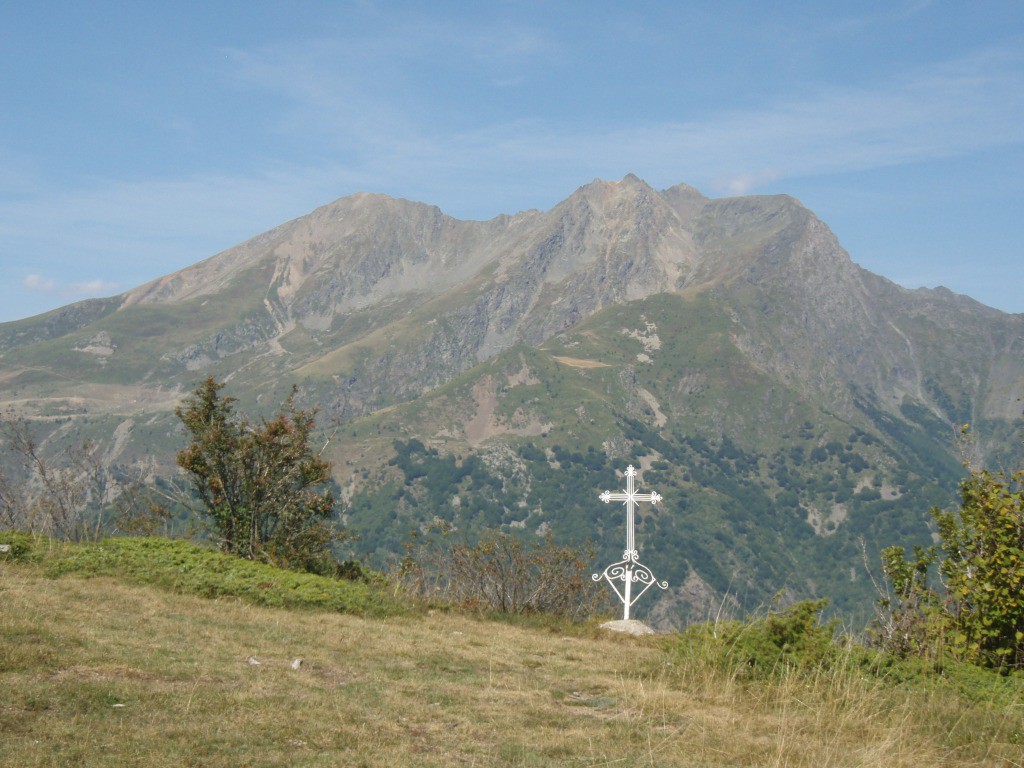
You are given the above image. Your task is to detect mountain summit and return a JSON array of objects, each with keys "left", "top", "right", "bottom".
[{"left": 2, "top": 176, "right": 1022, "bottom": 624}]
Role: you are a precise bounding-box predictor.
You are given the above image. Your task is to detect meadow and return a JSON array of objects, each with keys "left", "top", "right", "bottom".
[{"left": 1, "top": 536, "right": 1022, "bottom": 767}]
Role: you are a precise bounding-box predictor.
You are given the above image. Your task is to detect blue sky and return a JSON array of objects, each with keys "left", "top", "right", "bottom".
[{"left": 1, "top": 1, "right": 1022, "bottom": 322}]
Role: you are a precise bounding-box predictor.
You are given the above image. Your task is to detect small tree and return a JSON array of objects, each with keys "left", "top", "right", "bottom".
[
  {"left": 936, "top": 467, "right": 1024, "bottom": 668},
  {"left": 176, "top": 377, "right": 340, "bottom": 572},
  {"left": 875, "top": 463, "right": 1024, "bottom": 670}
]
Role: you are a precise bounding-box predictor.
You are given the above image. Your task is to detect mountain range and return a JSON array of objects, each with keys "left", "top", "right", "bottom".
[{"left": 2, "top": 174, "right": 1022, "bottom": 626}]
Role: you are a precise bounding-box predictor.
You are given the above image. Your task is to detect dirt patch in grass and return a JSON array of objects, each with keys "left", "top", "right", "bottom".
[{"left": 552, "top": 355, "right": 611, "bottom": 369}]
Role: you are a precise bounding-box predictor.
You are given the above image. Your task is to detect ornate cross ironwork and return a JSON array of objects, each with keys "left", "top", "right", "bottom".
[{"left": 593, "top": 464, "right": 668, "bottom": 620}]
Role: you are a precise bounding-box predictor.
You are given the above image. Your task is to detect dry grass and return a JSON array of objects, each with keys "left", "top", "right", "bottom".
[{"left": 2, "top": 563, "right": 1021, "bottom": 767}]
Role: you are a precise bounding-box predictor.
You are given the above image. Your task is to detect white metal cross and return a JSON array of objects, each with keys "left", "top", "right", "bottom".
[{"left": 592, "top": 465, "right": 668, "bottom": 620}]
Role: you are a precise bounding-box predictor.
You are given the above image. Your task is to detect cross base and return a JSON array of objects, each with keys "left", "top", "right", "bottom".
[{"left": 592, "top": 549, "right": 668, "bottom": 621}]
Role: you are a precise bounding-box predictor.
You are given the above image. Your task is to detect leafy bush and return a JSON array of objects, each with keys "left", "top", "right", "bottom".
[
  {"left": 938, "top": 467, "right": 1024, "bottom": 668},
  {"left": 0, "top": 530, "right": 46, "bottom": 563},
  {"left": 875, "top": 455, "right": 1024, "bottom": 671}
]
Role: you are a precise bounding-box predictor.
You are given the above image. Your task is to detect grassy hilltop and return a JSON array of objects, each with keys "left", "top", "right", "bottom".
[{"left": 2, "top": 537, "right": 1022, "bottom": 767}]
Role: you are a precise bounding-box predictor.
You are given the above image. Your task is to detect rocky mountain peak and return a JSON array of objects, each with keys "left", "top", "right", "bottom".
[
  {"left": 3, "top": 175, "right": 1021, "bottom": 431},
  {"left": 563, "top": 174, "right": 659, "bottom": 215}
]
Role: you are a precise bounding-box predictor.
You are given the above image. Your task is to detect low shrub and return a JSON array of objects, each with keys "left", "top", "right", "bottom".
[
  {"left": 397, "top": 524, "right": 607, "bottom": 620},
  {"left": 855, "top": 646, "right": 1024, "bottom": 705},
  {"left": 667, "top": 598, "right": 838, "bottom": 679},
  {"left": 0, "top": 530, "right": 47, "bottom": 563}
]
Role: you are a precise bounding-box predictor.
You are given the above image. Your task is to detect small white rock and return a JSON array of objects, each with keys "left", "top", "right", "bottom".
[
  {"left": 291, "top": 658, "right": 303, "bottom": 670},
  {"left": 599, "top": 619, "right": 656, "bottom": 636},
  {"left": 247, "top": 656, "right": 262, "bottom": 666}
]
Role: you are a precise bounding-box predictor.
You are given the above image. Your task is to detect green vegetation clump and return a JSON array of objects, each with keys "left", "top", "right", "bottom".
[
  {"left": 0, "top": 530, "right": 46, "bottom": 563},
  {"left": 877, "top": 456, "right": 1024, "bottom": 671},
  {"left": 666, "top": 598, "right": 838, "bottom": 679},
  {"left": 42, "top": 537, "right": 402, "bottom": 617}
]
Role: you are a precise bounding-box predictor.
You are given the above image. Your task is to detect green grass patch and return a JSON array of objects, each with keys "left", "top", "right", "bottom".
[
  {"left": 40, "top": 537, "right": 404, "bottom": 617},
  {"left": 665, "top": 598, "right": 840, "bottom": 680},
  {"left": 0, "top": 530, "right": 50, "bottom": 563}
]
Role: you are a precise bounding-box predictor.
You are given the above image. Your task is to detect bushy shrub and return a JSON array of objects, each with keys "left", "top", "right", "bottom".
[
  {"left": 398, "top": 523, "right": 606, "bottom": 620},
  {"left": 872, "top": 544, "right": 945, "bottom": 660},
  {"left": 670, "top": 598, "right": 837, "bottom": 679},
  {"left": 175, "top": 377, "right": 344, "bottom": 571},
  {"left": 874, "top": 454, "right": 1024, "bottom": 671},
  {"left": 0, "top": 530, "right": 46, "bottom": 563}
]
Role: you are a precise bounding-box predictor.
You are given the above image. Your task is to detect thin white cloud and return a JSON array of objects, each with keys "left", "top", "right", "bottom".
[
  {"left": 815, "top": 0, "right": 935, "bottom": 37},
  {"left": 451, "top": 20, "right": 555, "bottom": 65},
  {"left": 532, "top": 48, "right": 1023, "bottom": 191},
  {"left": 5, "top": 46, "right": 1022, "bottom": 229},
  {"left": 221, "top": 13, "right": 561, "bottom": 150},
  {"left": 23, "top": 274, "right": 57, "bottom": 292},
  {"left": 20, "top": 273, "right": 120, "bottom": 302},
  {"left": 712, "top": 170, "right": 783, "bottom": 197},
  {"left": 218, "top": 36, "right": 1024, "bottom": 200},
  {"left": 70, "top": 279, "right": 120, "bottom": 297}
]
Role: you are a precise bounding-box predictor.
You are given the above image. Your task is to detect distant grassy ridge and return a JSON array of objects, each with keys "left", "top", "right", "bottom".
[{"left": 0, "top": 532, "right": 403, "bottom": 618}]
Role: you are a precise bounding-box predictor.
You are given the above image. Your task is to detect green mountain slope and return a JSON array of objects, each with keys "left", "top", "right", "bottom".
[
  {"left": 340, "top": 293, "right": 969, "bottom": 625},
  {"left": 1, "top": 176, "right": 1022, "bottom": 626}
]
